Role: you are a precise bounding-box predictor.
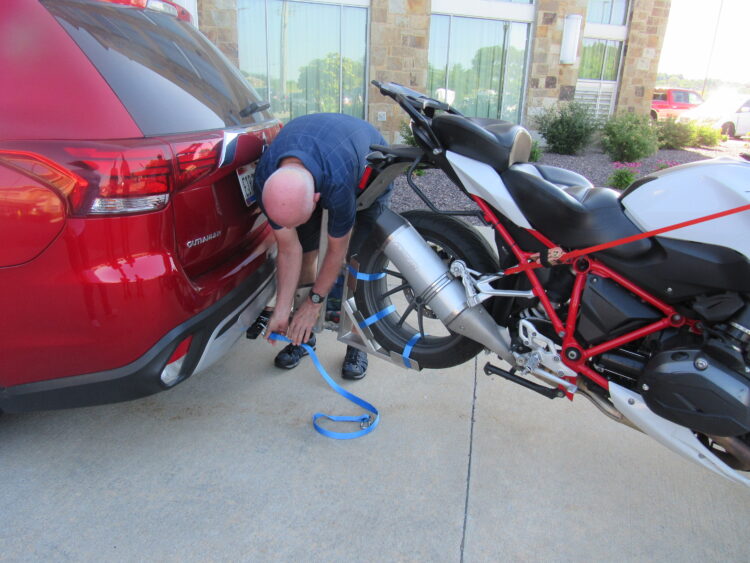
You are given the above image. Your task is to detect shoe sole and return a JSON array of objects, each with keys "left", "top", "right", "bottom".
[
  {"left": 274, "top": 347, "right": 315, "bottom": 370},
  {"left": 341, "top": 370, "right": 367, "bottom": 380}
]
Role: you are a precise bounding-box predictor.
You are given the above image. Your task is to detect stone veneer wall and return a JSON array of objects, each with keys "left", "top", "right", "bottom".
[
  {"left": 526, "top": 0, "right": 588, "bottom": 122},
  {"left": 368, "top": 0, "right": 431, "bottom": 142},
  {"left": 617, "top": 0, "right": 671, "bottom": 115}
]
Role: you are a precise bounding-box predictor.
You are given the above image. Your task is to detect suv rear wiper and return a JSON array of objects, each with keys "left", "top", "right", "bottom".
[{"left": 239, "top": 101, "right": 271, "bottom": 117}]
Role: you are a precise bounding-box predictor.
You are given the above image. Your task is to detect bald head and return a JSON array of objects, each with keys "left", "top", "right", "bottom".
[{"left": 262, "top": 165, "right": 317, "bottom": 228}]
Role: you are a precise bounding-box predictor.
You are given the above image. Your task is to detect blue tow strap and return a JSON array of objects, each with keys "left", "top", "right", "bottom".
[
  {"left": 347, "top": 264, "right": 386, "bottom": 281},
  {"left": 402, "top": 333, "right": 422, "bottom": 367},
  {"left": 268, "top": 332, "right": 379, "bottom": 440},
  {"left": 358, "top": 304, "right": 396, "bottom": 329}
]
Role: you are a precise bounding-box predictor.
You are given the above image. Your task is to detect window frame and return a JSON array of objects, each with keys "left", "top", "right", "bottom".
[
  {"left": 429, "top": 2, "right": 533, "bottom": 123},
  {"left": 239, "top": 0, "right": 370, "bottom": 122}
]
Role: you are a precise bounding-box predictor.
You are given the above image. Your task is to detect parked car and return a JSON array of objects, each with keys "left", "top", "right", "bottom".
[
  {"left": 0, "top": 0, "right": 280, "bottom": 412},
  {"left": 651, "top": 88, "right": 704, "bottom": 120},
  {"left": 678, "top": 94, "right": 750, "bottom": 139}
]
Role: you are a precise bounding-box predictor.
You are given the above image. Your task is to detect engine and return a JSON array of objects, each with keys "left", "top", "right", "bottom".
[
  {"left": 576, "top": 276, "right": 750, "bottom": 427},
  {"left": 637, "top": 302, "right": 750, "bottom": 437}
]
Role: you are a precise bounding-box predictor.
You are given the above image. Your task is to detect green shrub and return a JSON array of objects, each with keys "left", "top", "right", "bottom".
[
  {"left": 657, "top": 118, "right": 695, "bottom": 149},
  {"left": 529, "top": 139, "right": 542, "bottom": 162},
  {"left": 534, "top": 102, "right": 598, "bottom": 155},
  {"left": 606, "top": 162, "right": 641, "bottom": 190},
  {"left": 692, "top": 125, "right": 722, "bottom": 147},
  {"left": 399, "top": 120, "right": 417, "bottom": 147},
  {"left": 602, "top": 113, "right": 659, "bottom": 162}
]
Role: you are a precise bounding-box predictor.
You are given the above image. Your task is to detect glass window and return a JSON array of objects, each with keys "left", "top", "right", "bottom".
[
  {"left": 672, "top": 91, "right": 688, "bottom": 103},
  {"left": 586, "top": 0, "right": 628, "bottom": 25},
  {"left": 579, "top": 38, "right": 622, "bottom": 82},
  {"left": 653, "top": 91, "right": 667, "bottom": 101},
  {"left": 44, "top": 0, "right": 270, "bottom": 135},
  {"left": 688, "top": 92, "right": 704, "bottom": 105},
  {"left": 428, "top": 15, "right": 529, "bottom": 123},
  {"left": 238, "top": 0, "right": 367, "bottom": 122}
]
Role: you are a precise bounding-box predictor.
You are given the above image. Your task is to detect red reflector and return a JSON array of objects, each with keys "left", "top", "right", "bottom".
[
  {"left": 167, "top": 335, "right": 193, "bottom": 364},
  {"left": 358, "top": 166, "right": 374, "bottom": 190}
]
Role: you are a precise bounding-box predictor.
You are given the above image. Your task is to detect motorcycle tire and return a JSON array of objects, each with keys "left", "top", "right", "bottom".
[{"left": 353, "top": 210, "right": 499, "bottom": 369}]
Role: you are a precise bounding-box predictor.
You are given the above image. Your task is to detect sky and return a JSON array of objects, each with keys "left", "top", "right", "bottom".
[{"left": 658, "top": 0, "right": 750, "bottom": 84}]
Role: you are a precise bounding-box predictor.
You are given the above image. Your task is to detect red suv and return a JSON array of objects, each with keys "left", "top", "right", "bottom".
[
  {"left": 0, "top": 0, "right": 280, "bottom": 412},
  {"left": 651, "top": 88, "right": 704, "bottom": 120}
]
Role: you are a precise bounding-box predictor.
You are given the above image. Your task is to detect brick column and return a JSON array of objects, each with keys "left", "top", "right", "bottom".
[
  {"left": 525, "top": 0, "right": 588, "bottom": 122},
  {"left": 369, "top": 0, "right": 431, "bottom": 142},
  {"left": 617, "top": 0, "right": 671, "bottom": 115},
  {"left": 198, "top": 0, "right": 239, "bottom": 67}
]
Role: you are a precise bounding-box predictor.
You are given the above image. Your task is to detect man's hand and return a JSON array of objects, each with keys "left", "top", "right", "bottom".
[
  {"left": 287, "top": 298, "right": 322, "bottom": 345},
  {"left": 265, "top": 311, "right": 289, "bottom": 344}
]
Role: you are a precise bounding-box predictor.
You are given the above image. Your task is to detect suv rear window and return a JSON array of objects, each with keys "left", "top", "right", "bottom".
[
  {"left": 653, "top": 92, "right": 667, "bottom": 102},
  {"left": 43, "top": 0, "right": 272, "bottom": 136}
]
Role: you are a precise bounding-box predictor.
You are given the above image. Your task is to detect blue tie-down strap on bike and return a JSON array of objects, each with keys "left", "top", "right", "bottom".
[
  {"left": 268, "top": 332, "right": 379, "bottom": 440},
  {"left": 347, "top": 264, "right": 386, "bottom": 281}
]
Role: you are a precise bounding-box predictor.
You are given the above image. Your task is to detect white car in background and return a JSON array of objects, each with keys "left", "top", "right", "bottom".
[{"left": 678, "top": 94, "right": 750, "bottom": 138}]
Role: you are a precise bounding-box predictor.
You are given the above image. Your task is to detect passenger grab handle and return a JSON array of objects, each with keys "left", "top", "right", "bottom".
[{"left": 368, "top": 144, "right": 424, "bottom": 162}]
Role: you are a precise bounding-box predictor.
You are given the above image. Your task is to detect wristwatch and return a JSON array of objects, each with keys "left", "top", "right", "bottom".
[{"left": 309, "top": 291, "right": 325, "bottom": 304}]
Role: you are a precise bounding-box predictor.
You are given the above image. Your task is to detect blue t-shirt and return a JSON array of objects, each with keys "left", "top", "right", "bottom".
[{"left": 253, "top": 113, "right": 386, "bottom": 238}]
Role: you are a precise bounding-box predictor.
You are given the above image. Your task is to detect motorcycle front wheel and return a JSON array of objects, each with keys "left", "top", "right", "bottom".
[{"left": 353, "top": 210, "right": 499, "bottom": 369}]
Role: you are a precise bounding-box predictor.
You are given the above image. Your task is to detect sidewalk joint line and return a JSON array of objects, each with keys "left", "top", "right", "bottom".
[{"left": 459, "top": 356, "right": 478, "bottom": 563}]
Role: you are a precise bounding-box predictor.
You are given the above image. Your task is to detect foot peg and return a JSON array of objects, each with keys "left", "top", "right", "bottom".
[{"left": 484, "top": 362, "right": 565, "bottom": 400}]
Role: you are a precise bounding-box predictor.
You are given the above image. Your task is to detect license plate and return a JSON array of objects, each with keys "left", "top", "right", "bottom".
[{"left": 237, "top": 163, "right": 256, "bottom": 207}]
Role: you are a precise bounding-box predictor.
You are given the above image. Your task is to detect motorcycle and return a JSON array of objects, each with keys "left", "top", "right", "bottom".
[{"left": 337, "top": 80, "right": 750, "bottom": 488}]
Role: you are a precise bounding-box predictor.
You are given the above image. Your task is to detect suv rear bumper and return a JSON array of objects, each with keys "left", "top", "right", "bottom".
[{"left": 0, "top": 260, "right": 275, "bottom": 413}]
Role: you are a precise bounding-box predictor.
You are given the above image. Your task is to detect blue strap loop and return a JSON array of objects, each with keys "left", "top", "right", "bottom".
[
  {"left": 269, "top": 333, "right": 379, "bottom": 440},
  {"left": 402, "top": 332, "right": 422, "bottom": 368},
  {"left": 358, "top": 304, "right": 396, "bottom": 329},
  {"left": 347, "top": 264, "right": 386, "bottom": 281}
]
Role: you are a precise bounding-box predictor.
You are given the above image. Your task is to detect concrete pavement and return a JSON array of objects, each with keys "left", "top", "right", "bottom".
[{"left": 1, "top": 331, "right": 749, "bottom": 561}]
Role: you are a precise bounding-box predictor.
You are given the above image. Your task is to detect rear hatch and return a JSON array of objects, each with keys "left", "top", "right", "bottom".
[{"left": 39, "top": 0, "right": 280, "bottom": 277}]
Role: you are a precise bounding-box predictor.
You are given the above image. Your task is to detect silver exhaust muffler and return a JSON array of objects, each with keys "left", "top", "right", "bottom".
[{"left": 339, "top": 209, "right": 514, "bottom": 367}]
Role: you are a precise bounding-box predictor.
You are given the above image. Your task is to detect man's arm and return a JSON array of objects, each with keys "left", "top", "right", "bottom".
[
  {"left": 266, "top": 227, "right": 303, "bottom": 343},
  {"left": 286, "top": 230, "right": 351, "bottom": 346}
]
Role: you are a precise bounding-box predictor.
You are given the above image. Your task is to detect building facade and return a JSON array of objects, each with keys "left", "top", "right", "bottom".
[{"left": 190, "top": 0, "right": 670, "bottom": 142}]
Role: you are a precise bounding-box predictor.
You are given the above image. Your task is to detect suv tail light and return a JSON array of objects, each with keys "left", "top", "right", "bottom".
[
  {"left": 172, "top": 136, "right": 223, "bottom": 187},
  {"left": 65, "top": 145, "right": 173, "bottom": 215},
  {"left": 0, "top": 135, "right": 224, "bottom": 218}
]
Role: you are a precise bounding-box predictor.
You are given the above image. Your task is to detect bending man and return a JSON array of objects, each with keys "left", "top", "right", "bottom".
[{"left": 253, "top": 113, "right": 391, "bottom": 380}]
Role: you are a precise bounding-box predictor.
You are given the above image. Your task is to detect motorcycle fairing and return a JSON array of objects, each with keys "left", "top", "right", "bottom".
[
  {"left": 622, "top": 158, "right": 750, "bottom": 260},
  {"left": 610, "top": 382, "right": 750, "bottom": 488},
  {"left": 598, "top": 236, "right": 750, "bottom": 302},
  {"left": 446, "top": 150, "right": 532, "bottom": 229}
]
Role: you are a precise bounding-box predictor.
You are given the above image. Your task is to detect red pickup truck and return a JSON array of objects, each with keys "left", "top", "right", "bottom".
[{"left": 651, "top": 88, "right": 704, "bottom": 120}]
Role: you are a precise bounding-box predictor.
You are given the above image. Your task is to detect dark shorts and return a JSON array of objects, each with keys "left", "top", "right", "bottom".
[{"left": 297, "top": 188, "right": 392, "bottom": 256}]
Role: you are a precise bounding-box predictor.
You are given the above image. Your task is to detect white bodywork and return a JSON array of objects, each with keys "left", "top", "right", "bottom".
[
  {"left": 610, "top": 383, "right": 750, "bottom": 487},
  {"left": 446, "top": 150, "right": 532, "bottom": 229},
  {"left": 621, "top": 158, "right": 750, "bottom": 259}
]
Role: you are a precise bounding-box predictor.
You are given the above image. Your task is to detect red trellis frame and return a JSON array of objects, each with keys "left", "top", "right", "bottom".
[{"left": 471, "top": 195, "right": 696, "bottom": 396}]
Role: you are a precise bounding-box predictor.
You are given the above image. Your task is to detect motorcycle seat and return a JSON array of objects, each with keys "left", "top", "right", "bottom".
[
  {"left": 431, "top": 114, "right": 532, "bottom": 173},
  {"left": 502, "top": 164, "right": 652, "bottom": 259}
]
